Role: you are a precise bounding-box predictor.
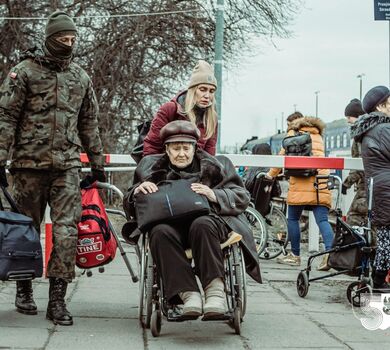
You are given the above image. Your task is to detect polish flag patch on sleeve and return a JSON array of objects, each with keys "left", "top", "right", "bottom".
[{"left": 9, "top": 72, "right": 17, "bottom": 79}]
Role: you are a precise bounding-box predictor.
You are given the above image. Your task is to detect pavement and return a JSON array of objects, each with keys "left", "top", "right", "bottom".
[{"left": 1, "top": 215, "right": 390, "bottom": 350}]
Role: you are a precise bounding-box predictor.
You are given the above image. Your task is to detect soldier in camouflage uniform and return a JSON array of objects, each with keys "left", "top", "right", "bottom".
[
  {"left": 0, "top": 11, "right": 105, "bottom": 326},
  {"left": 342, "top": 99, "right": 368, "bottom": 227}
]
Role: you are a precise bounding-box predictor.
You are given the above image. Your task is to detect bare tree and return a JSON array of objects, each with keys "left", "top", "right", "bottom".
[{"left": 0, "top": 0, "right": 302, "bottom": 154}]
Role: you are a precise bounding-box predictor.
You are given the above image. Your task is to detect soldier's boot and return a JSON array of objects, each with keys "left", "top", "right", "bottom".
[
  {"left": 46, "top": 278, "right": 73, "bottom": 326},
  {"left": 15, "top": 280, "right": 37, "bottom": 315}
]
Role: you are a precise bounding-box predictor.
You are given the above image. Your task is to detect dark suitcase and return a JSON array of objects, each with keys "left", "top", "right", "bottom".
[{"left": 0, "top": 186, "right": 43, "bottom": 281}]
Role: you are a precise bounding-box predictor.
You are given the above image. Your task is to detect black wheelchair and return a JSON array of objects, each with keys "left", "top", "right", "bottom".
[
  {"left": 138, "top": 230, "right": 247, "bottom": 337},
  {"left": 249, "top": 174, "right": 289, "bottom": 259}
]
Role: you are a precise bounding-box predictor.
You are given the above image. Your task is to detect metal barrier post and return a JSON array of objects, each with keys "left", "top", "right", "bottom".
[{"left": 308, "top": 212, "right": 320, "bottom": 253}]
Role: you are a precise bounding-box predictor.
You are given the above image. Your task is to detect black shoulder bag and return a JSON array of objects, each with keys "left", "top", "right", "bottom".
[
  {"left": 131, "top": 120, "right": 151, "bottom": 164},
  {"left": 134, "top": 179, "right": 210, "bottom": 232}
]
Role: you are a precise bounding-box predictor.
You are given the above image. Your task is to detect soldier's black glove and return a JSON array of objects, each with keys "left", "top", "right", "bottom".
[
  {"left": 0, "top": 166, "right": 8, "bottom": 188},
  {"left": 80, "top": 169, "right": 107, "bottom": 189},
  {"left": 341, "top": 184, "right": 348, "bottom": 195}
]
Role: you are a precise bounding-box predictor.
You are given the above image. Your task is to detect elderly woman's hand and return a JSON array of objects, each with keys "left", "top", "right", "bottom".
[
  {"left": 134, "top": 181, "right": 158, "bottom": 195},
  {"left": 191, "top": 183, "right": 217, "bottom": 203}
]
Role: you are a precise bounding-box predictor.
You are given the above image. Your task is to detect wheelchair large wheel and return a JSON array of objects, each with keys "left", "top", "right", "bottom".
[
  {"left": 138, "top": 236, "right": 153, "bottom": 328},
  {"left": 232, "top": 244, "right": 247, "bottom": 317},
  {"left": 260, "top": 206, "right": 288, "bottom": 260},
  {"left": 145, "top": 254, "right": 154, "bottom": 328},
  {"left": 244, "top": 206, "right": 267, "bottom": 256}
]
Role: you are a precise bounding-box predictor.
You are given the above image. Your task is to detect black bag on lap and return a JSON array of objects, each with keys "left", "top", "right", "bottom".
[
  {"left": 134, "top": 179, "right": 210, "bottom": 232},
  {"left": 0, "top": 186, "right": 43, "bottom": 281}
]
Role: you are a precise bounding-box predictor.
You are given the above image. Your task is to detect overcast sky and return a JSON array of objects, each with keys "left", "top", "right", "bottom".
[{"left": 220, "top": 0, "right": 389, "bottom": 148}]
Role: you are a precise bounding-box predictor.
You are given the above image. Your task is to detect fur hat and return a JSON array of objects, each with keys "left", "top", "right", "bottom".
[
  {"left": 188, "top": 60, "right": 217, "bottom": 89},
  {"left": 160, "top": 120, "right": 201, "bottom": 144},
  {"left": 45, "top": 11, "right": 77, "bottom": 39},
  {"left": 362, "top": 86, "right": 390, "bottom": 114},
  {"left": 344, "top": 98, "right": 364, "bottom": 118}
]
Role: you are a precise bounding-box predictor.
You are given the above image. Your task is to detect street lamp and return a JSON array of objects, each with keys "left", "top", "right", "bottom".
[
  {"left": 357, "top": 73, "right": 365, "bottom": 101},
  {"left": 314, "top": 91, "right": 320, "bottom": 118},
  {"left": 293, "top": 104, "right": 297, "bottom": 112}
]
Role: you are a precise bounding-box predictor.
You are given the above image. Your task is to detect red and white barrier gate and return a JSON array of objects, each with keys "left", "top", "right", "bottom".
[{"left": 43, "top": 153, "right": 363, "bottom": 274}]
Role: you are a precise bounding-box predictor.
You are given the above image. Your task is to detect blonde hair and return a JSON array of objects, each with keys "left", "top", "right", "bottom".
[{"left": 183, "top": 86, "right": 218, "bottom": 139}]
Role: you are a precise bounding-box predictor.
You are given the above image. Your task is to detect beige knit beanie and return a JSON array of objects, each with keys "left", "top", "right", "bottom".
[{"left": 188, "top": 60, "right": 217, "bottom": 89}]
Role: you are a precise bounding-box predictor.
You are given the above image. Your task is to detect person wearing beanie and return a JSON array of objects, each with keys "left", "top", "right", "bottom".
[
  {"left": 0, "top": 10, "right": 106, "bottom": 325},
  {"left": 344, "top": 98, "right": 365, "bottom": 124},
  {"left": 341, "top": 98, "right": 368, "bottom": 227},
  {"left": 142, "top": 60, "right": 218, "bottom": 157},
  {"left": 124, "top": 120, "right": 261, "bottom": 320},
  {"left": 44, "top": 10, "right": 77, "bottom": 61},
  {"left": 351, "top": 86, "right": 390, "bottom": 292}
]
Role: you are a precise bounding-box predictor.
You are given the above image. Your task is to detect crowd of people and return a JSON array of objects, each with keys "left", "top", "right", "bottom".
[{"left": 0, "top": 9, "right": 389, "bottom": 329}]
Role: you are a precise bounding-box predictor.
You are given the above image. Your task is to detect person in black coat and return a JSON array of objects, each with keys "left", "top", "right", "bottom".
[
  {"left": 123, "top": 120, "right": 261, "bottom": 319},
  {"left": 243, "top": 143, "right": 282, "bottom": 203},
  {"left": 351, "top": 85, "right": 390, "bottom": 291}
]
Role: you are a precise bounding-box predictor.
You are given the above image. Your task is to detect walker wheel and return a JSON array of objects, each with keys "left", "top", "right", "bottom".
[
  {"left": 297, "top": 271, "right": 309, "bottom": 298},
  {"left": 86, "top": 270, "right": 92, "bottom": 277},
  {"left": 98, "top": 267, "right": 105, "bottom": 273},
  {"left": 347, "top": 281, "right": 371, "bottom": 307},
  {"left": 233, "top": 307, "right": 241, "bottom": 335},
  {"left": 151, "top": 310, "right": 161, "bottom": 337}
]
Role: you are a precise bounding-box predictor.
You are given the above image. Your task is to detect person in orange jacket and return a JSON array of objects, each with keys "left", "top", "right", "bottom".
[{"left": 266, "top": 113, "right": 334, "bottom": 270}]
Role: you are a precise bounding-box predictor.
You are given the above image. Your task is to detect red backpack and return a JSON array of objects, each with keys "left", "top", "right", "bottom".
[{"left": 76, "top": 187, "right": 117, "bottom": 269}]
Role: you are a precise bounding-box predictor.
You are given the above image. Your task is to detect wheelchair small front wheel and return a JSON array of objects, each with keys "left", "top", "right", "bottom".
[
  {"left": 297, "top": 271, "right": 309, "bottom": 298},
  {"left": 233, "top": 307, "right": 241, "bottom": 335},
  {"left": 151, "top": 309, "right": 162, "bottom": 337}
]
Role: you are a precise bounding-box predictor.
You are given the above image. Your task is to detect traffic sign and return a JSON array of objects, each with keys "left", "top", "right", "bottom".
[{"left": 374, "top": 0, "right": 390, "bottom": 20}]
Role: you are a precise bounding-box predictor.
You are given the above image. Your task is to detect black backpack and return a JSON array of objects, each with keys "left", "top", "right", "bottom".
[
  {"left": 282, "top": 131, "right": 317, "bottom": 178},
  {"left": 130, "top": 121, "right": 151, "bottom": 164}
]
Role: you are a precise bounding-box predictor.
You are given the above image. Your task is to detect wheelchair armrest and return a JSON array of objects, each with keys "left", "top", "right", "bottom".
[{"left": 185, "top": 231, "right": 242, "bottom": 259}]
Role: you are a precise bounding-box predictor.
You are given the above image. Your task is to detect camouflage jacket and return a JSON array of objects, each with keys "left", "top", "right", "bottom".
[
  {"left": 343, "top": 139, "right": 365, "bottom": 191},
  {"left": 0, "top": 47, "right": 104, "bottom": 170}
]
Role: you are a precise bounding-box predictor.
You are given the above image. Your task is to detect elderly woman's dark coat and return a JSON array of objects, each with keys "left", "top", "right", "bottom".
[
  {"left": 123, "top": 149, "right": 262, "bottom": 284},
  {"left": 351, "top": 112, "right": 390, "bottom": 227}
]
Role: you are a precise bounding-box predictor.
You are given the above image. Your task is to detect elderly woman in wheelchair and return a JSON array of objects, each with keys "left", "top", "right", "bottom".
[{"left": 123, "top": 120, "right": 261, "bottom": 322}]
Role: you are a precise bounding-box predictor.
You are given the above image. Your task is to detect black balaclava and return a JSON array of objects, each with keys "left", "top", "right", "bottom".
[{"left": 45, "top": 32, "right": 75, "bottom": 60}]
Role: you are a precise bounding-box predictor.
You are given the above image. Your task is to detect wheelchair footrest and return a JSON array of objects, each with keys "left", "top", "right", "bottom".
[
  {"left": 166, "top": 307, "right": 200, "bottom": 322},
  {"left": 201, "top": 312, "right": 231, "bottom": 321}
]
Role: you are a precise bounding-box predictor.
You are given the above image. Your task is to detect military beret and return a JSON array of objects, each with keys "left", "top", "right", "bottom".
[{"left": 160, "top": 120, "right": 201, "bottom": 144}]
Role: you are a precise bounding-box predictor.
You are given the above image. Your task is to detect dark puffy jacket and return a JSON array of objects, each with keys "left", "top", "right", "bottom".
[
  {"left": 351, "top": 112, "right": 390, "bottom": 226},
  {"left": 143, "top": 91, "right": 217, "bottom": 156}
]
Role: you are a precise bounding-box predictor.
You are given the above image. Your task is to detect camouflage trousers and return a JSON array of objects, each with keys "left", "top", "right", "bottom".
[{"left": 12, "top": 168, "right": 81, "bottom": 282}]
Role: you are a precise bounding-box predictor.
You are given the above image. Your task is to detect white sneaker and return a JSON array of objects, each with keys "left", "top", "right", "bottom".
[
  {"left": 179, "top": 291, "right": 202, "bottom": 316},
  {"left": 203, "top": 278, "right": 227, "bottom": 317}
]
